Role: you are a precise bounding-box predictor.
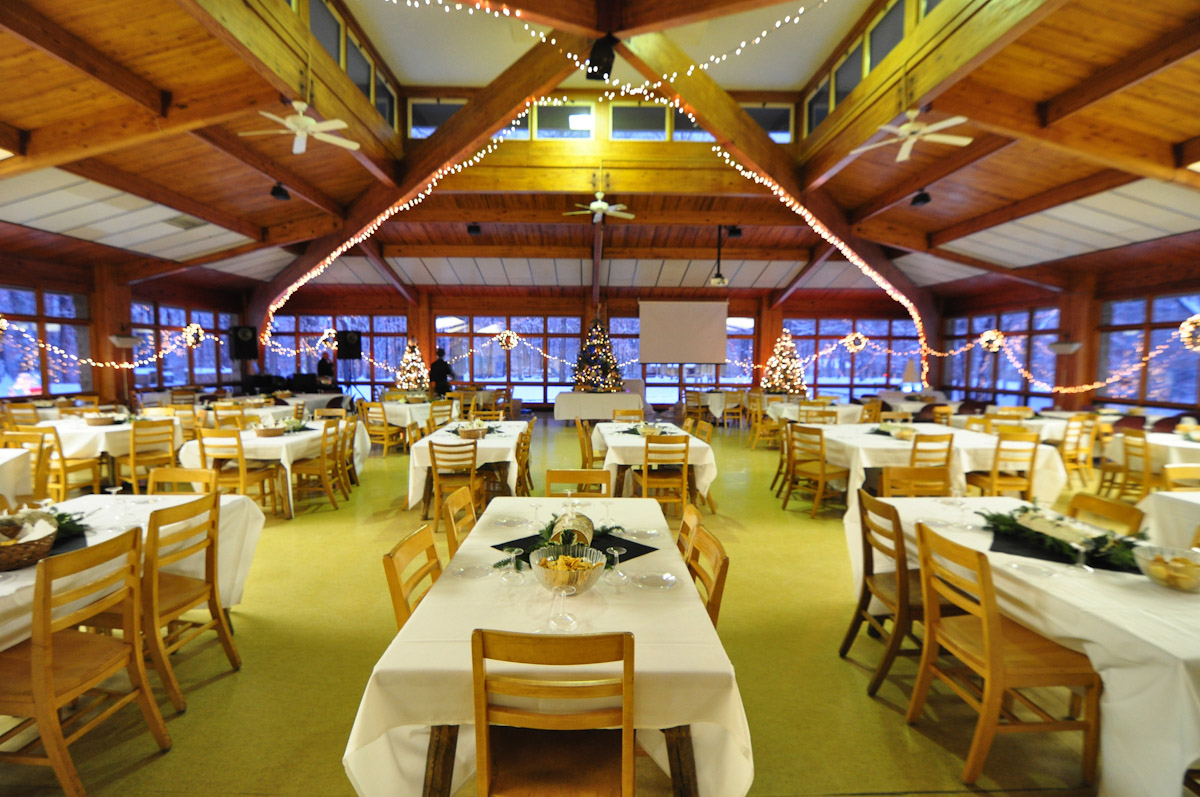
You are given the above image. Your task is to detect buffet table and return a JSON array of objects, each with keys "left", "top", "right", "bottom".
[
  {"left": 553, "top": 391, "right": 644, "bottom": 421},
  {"left": 343, "top": 497, "right": 753, "bottom": 797}
]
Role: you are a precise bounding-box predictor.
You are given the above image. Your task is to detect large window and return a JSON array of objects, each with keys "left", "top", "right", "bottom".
[
  {"left": 943, "top": 307, "right": 1060, "bottom": 409},
  {"left": 783, "top": 317, "right": 917, "bottom": 401},
  {"left": 436, "top": 314, "right": 581, "bottom": 404},
  {"left": 1096, "top": 292, "right": 1200, "bottom": 412},
  {"left": 131, "top": 301, "right": 236, "bottom": 389},
  {"left": 0, "top": 287, "right": 92, "bottom": 397},
  {"left": 612, "top": 317, "right": 755, "bottom": 405},
  {"left": 265, "top": 314, "right": 407, "bottom": 400}
]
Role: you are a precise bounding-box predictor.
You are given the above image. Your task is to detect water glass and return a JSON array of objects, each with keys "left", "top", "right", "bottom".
[
  {"left": 501, "top": 547, "right": 526, "bottom": 587},
  {"left": 548, "top": 586, "right": 577, "bottom": 632}
]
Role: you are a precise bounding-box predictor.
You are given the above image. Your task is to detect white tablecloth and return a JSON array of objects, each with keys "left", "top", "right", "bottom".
[
  {"left": 206, "top": 406, "right": 293, "bottom": 427},
  {"left": 1105, "top": 432, "right": 1200, "bottom": 472},
  {"left": 703, "top": 392, "right": 746, "bottom": 418},
  {"left": 591, "top": 422, "right": 718, "bottom": 498},
  {"left": 406, "top": 421, "right": 527, "bottom": 508},
  {"left": 37, "top": 418, "right": 184, "bottom": 459},
  {"left": 767, "top": 403, "right": 864, "bottom": 425},
  {"left": 381, "top": 401, "right": 460, "bottom": 428},
  {"left": 0, "top": 448, "right": 30, "bottom": 503},
  {"left": 553, "top": 391, "right": 644, "bottom": 421},
  {"left": 1138, "top": 491, "right": 1200, "bottom": 549},
  {"left": 280, "top": 393, "right": 346, "bottom": 410},
  {"left": 881, "top": 496, "right": 1200, "bottom": 797},
  {"left": 950, "top": 415, "right": 1067, "bottom": 442},
  {"left": 0, "top": 493, "right": 264, "bottom": 653},
  {"left": 343, "top": 497, "right": 753, "bottom": 797}
]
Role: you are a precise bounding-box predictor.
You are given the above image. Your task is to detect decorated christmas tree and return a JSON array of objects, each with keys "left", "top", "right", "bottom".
[
  {"left": 573, "top": 319, "right": 623, "bottom": 392},
  {"left": 761, "top": 330, "right": 806, "bottom": 394},
  {"left": 395, "top": 342, "right": 430, "bottom": 391}
]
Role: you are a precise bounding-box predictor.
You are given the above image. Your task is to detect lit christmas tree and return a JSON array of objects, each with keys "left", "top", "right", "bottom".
[
  {"left": 761, "top": 330, "right": 807, "bottom": 394},
  {"left": 573, "top": 319, "right": 623, "bottom": 392},
  {"left": 395, "top": 342, "right": 430, "bottom": 391}
]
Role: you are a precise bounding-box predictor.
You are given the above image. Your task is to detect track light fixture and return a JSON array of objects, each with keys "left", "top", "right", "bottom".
[
  {"left": 911, "top": 188, "right": 931, "bottom": 207},
  {"left": 709, "top": 224, "right": 730, "bottom": 287},
  {"left": 467, "top": 222, "right": 482, "bottom": 236},
  {"left": 586, "top": 35, "right": 619, "bottom": 81},
  {"left": 726, "top": 225, "right": 743, "bottom": 238},
  {"left": 270, "top": 181, "right": 291, "bottom": 201}
]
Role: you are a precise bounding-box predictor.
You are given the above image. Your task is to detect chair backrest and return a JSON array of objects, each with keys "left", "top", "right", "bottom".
[
  {"left": 363, "top": 401, "right": 387, "bottom": 426},
  {"left": 677, "top": 503, "right": 702, "bottom": 560},
  {"left": 914, "top": 522, "right": 999, "bottom": 675},
  {"left": 406, "top": 421, "right": 422, "bottom": 447},
  {"left": 910, "top": 433, "right": 953, "bottom": 468},
  {"left": 964, "top": 416, "right": 992, "bottom": 434},
  {"left": 170, "top": 389, "right": 196, "bottom": 404},
  {"left": 545, "top": 468, "right": 611, "bottom": 497},
  {"left": 214, "top": 411, "right": 246, "bottom": 430},
  {"left": 131, "top": 418, "right": 176, "bottom": 454},
  {"left": 681, "top": 417, "right": 696, "bottom": 433},
  {"left": 312, "top": 418, "right": 339, "bottom": 464},
  {"left": 4, "top": 429, "right": 51, "bottom": 499},
  {"left": 860, "top": 399, "right": 882, "bottom": 424},
  {"left": 472, "top": 629, "right": 635, "bottom": 797},
  {"left": 1122, "top": 428, "right": 1152, "bottom": 479},
  {"left": 429, "top": 440, "right": 479, "bottom": 481},
  {"left": 291, "top": 401, "right": 306, "bottom": 420},
  {"left": 7, "top": 402, "right": 39, "bottom": 427},
  {"left": 880, "top": 465, "right": 952, "bottom": 497},
  {"left": 143, "top": 406, "right": 176, "bottom": 417},
  {"left": 686, "top": 526, "right": 729, "bottom": 627},
  {"left": 931, "top": 405, "right": 952, "bottom": 425},
  {"left": 430, "top": 400, "right": 454, "bottom": 426},
  {"left": 34, "top": 528, "right": 143, "bottom": 649},
  {"left": 196, "top": 428, "right": 250, "bottom": 479},
  {"left": 857, "top": 490, "right": 909, "bottom": 609},
  {"left": 381, "top": 390, "right": 405, "bottom": 402},
  {"left": 694, "top": 419, "right": 715, "bottom": 443},
  {"left": 470, "top": 408, "right": 504, "bottom": 422},
  {"left": 147, "top": 467, "right": 218, "bottom": 495},
  {"left": 799, "top": 408, "right": 838, "bottom": 425},
  {"left": 574, "top": 417, "right": 594, "bottom": 468},
  {"left": 613, "top": 408, "right": 643, "bottom": 422},
  {"left": 143, "top": 494, "right": 221, "bottom": 610},
  {"left": 1066, "top": 493, "right": 1144, "bottom": 537},
  {"left": 1165, "top": 463, "right": 1200, "bottom": 491},
  {"left": 995, "top": 405, "right": 1034, "bottom": 419},
  {"left": 642, "top": 434, "right": 689, "bottom": 470},
  {"left": 442, "top": 486, "right": 476, "bottom": 557},
  {"left": 382, "top": 525, "right": 442, "bottom": 630},
  {"left": 1060, "top": 416, "right": 1084, "bottom": 452},
  {"left": 991, "top": 431, "right": 1039, "bottom": 478},
  {"left": 315, "top": 407, "right": 347, "bottom": 419},
  {"left": 879, "top": 411, "right": 912, "bottom": 422},
  {"left": 788, "top": 424, "right": 826, "bottom": 466}
]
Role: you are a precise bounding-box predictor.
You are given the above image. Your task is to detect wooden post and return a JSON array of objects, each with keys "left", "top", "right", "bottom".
[
  {"left": 757, "top": 296, "right": 782, "bottom": 389},
  {"left": 1056, "top": 273, "right": 1097, "bottom": 411},
  {"left": 412, "top": 291, "right": 433, "bottom": 366},
  {"left": 91, "top": 264, "right": 133, "bottom": 405}
]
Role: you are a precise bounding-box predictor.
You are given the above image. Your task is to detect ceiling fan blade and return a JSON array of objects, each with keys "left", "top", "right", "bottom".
[
  {"left": 573, "top": 203, "right": 592, "bottom": 210},
  {"left": 257, "top": 111, "right": 289, "bottom": 126},
  {"left": 311, "top": 118, "right": 349, "bottom": 132},
  {"left": 921, "top": 115, "right": 969, "bottom": 135},
  {"left": 921, "top": 133, "right": 974, "bottom": 147},
  {"left": 312, "top": 132, "right": 361, "bottom": 151},
  {"left": 563, "top": 210, "right": 593, "bottom": 216},
  {"left": 292, "top": 132, "right": 307, "bottom": 155},
  {"left": 878, "top": 124, "right": 906, "bottom": 135},
  {"left": 850, "top": 139, "right": 899, "bottom": 156},
  {"left": 606, "top": 210, "right": 636, "bottom": 220},
  {"left": 238, "top": 130, "right": 293, "bottom": 137},
  {"left": 593, "top": 212, "right": 603, "bottom": 224},
  {"left": 606, "top": 203, "right": 627, "bottom": 212},
  {"left": 895, "top": 137, "right": 917, "bottom": 162}
]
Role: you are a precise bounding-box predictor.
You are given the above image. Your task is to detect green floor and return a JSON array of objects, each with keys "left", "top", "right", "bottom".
[{"left": 0, "top": 413, "right": 1096, "bottom": 796}]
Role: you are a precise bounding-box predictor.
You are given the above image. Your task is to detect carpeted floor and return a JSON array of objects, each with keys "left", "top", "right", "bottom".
[{"left": 0, "top": 413, "right": 1097, "bottom": 796}]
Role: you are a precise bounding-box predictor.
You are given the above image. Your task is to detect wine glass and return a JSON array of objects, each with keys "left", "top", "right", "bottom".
[
  {"left": 501, "top": 547, "right": 526, "bottom": 586},
  {"left": 547, "top": 586, "right": 577, "bottom": 632},
  {"left": 1065, "top": 540, "right": 1094, "bottom": 575},
  {"left": 601, "top": 499, "right": 615, "bottom": 523},
  {"left": 605, "top": 546, "right": 628, "bottom": 587}
]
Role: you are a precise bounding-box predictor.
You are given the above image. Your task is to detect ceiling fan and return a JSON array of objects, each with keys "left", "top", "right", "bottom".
[
  {"left": 850, "top": 110, "right": 973, "bottom": 162},
  {"left": 239, "top": 100, "right": 361, "bottom": 155},
  {"left": 563, "top": 192, "right": 635, "bottom": 223}
]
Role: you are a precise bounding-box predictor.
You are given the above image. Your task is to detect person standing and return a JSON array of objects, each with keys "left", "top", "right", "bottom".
[
  {"left": 317, "top": 351, "right": 335, "bottom": 385},
  {"left": 429, "top": 348, "right": 454, "bottom": 397}
]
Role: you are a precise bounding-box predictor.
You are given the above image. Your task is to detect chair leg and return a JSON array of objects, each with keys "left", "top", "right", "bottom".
[
  {"left": 810, "top": 479, "right": 825, "bottom": 519},
  {"left": 905, "top": 643, "right": 939, "bottom": 725},
  {"left": 837, "top": 586, "right": 871, "bottom": 658},
  {"left": 867, "top": 612, "right": 909, "bottom": 697},
  {"left": 1081, "top": 681, "right": 1100, "bottom": 784},
  {"left": 145, "top": 621, "right": 187, "bottom": 713},
  {"left": 126, "top": 642, "right": 173, "bottom": 751},
  {"left": 961, "top": 681, "right": 1004, "bottom": 784},
  {"left": 208, "top": 594, "right": 241, "bottom": 671},
  {"left": 335, "top": 466, "right": 350, "bottom": 501},
  {"left": 37, "top": 702, "right": 87, "bottom": 797}
]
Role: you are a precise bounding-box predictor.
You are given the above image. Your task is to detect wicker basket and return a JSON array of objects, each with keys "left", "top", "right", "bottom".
[
  {"left": 85, "top": 416, "right": 115, "bottom": 426},
  {"left": 458, "top": 426, "right": 487, "bottom": 439},
  {"left": 256, "top": 427, "right": 286, "bottom": 437},
  {"left": 0, "top": 525, "right": 58, "bottom": 571}
]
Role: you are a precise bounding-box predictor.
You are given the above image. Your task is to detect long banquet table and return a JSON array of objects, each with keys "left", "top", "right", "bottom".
[
  {"left": 407, "top": 421, "right": 526, "bottom": 510},
  {"left": 1105, "top": 431, "right": 1200, "bottom": 471},
  {"left": 552, "top": 390, "right": 644, "bottom": 421},
  {"left": 767, "top": 402, "right": 864, "bottom": 425},
  {"left": 343, "top": 496, "right": 753, "bottom": 796},
  {"left": 878, "top": 495, "right": 1200, "bottom": 797},
  {"left": 0, "top": 492, "right": 264, "bottom": 652},
  {"left": 949, "top": 414, "right": 1067, "bottom": 442},
  {"left": 591, "top": 421, "right": 718, "bottom": 498},
  {"left": 36, "top": 417, "right": 185, "bottom": 459},
  {"left": 381, "top": 400, "right": 460, "bottom": 428}
]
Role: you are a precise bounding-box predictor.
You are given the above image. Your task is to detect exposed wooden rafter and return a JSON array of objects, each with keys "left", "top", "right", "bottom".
[
  {"left": 0, "top": 3, "right": 170, "bottom": 116},
  {"left": 614, "top": 0, "right": 795, "bottom": 37},
  {"left": 1176, "top": 135, "right": 1200, "bottom": 171},
  {"left": 358, "top": 238, "right": 416, "bottom": 304},
  {"left": 928, "top": 169, "right": 1137, "bottom": 247},
  {"left": 770, "top": 243, "right": 833, "bottom": 308},
  {"left": 379, "top": 244, "right": 809, "bottom": 260},
  {"left": 388, "top": 205, "right": 800, "bottom": 227},
  {"left": 591, "top": 219, "right": 604, "bottom": 307},
  {"left": 1037, "top": 17, "right": 1200, "bottom": 127},
  {"left": 0, "top": 121, "right": 28, "bottom": 157}
]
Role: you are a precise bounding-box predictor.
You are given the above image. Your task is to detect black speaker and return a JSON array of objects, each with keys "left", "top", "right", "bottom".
[
  {"left": 336, "top": 329, "right": 362, "bottom": 359},
  {"left": 230, "top": 326, "right": 259, "bottom": 360}
]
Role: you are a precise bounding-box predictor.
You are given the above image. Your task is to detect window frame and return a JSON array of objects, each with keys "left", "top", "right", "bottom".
[
  {"left": 608, "top": 101, "right": 668, "bottom": 142},
  {"left": 783, "top": 316, "right": 917, "bottom": 401},
  {"left": 0, "top": 286, "right": 93, "bottom": 398},
  {"left": 407, "top": 97, "right": 468, "bottom": 140},
  {"left": 434, "top": 314, "right": 582, "bottom": 403},
  {"left": 265, "top": 314, "right": 409, "bottom": 399},
  {"left": 532, "top": 102, "right": 596, "bottom": 141},
  {"left": 130, "top": 301, "right": 238, "bottom": 391},
  {"left": 1095, "top": 292, "right": 1200, "bottom": 411},
  {"left": 942, "top": 307, "right": 1061, "bottom": 408}
]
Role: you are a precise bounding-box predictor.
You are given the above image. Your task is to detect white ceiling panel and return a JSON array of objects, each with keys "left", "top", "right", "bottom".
[
  {"left": 607, "top": 259, "right": 637, "bottom": 287},
  {"left": 528, "top": 259, "right": 557, "bottom": 285},
  {"left": 943, "top": 236, "right": 1030, "bottom": 268},
  {"left": 632, "top": 259, "right": 662, "bottom": 287},
  {"left": 754, "top": 261, "right": 793, "bottom": 288},
  {"left": 342, "top": 256, "right": 389, "bottom": 284},
  {"left": 0, "top": 168, "right": 81, "bottom": 200},
  {"left": 501, "top": 258, "right": 533, "bottom": 285},
  {"left": 67, "top": 205, "right": 179, "bottom": 240},
  {"left": 206, "top": 247, "right": 294, "bottom": 280},
  {"left": 474, "top": 258, "right": 506, "bottom": 285},
  {"left": 1079, "top": 190, "right": 1200, "bottom": 234},
  {"left": 729, "top": 260, "right": 767, "bottom": 288},
  {"left": 1115, "top": 179, "right": 1200, "bottom": 219},
  {"left": 389, "top": 257, "right": 434, "bottom": 284},
  {"left": 152, "top": 230, "right": 249, "bottom": 261},
  {"left": 894, "top": 252, "right": 984, "bottom": 285},
  {"left": 656, "top": 259, "right": 689, "bottom": 287},
  {"left": 312, "top": 261, "right": 360, "bottom": 285},
  {"left": 448, "top": 257, "right": 485, "bottom": 285},
  {"left": 554, "top": 258, "right": 584, "bottom": 286},
  {"left": 421, "top": 257, "right": 460, "bottom": 285},
  {"left": 680, "top": 259, "right": 717, "bottom": 287}
]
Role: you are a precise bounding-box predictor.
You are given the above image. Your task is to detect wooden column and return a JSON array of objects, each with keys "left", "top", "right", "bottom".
[
  {"left": 1055, "top": 273, "right": 1097, "bottom": 411},
  {"left": 91, "top": 264, "right": 133, "bottom": 405},
  {"left": 412, "top": 291, "right": 433, "bottom": 366},
  {"left": 757, "top": 297, "right": 783, "bottom": 389}
]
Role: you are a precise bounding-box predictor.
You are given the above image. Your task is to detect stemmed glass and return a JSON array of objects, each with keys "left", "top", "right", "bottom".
[
  {"left": 601, "top": 499, "right": 615, "bottom": 524},
  {"left": 548, "top": 586, "right": 577, "bottom": 632},
  {"left": 605, "top": 546, "right": 628, "bottom": 587},
  {"left": 501, "top": 547, "right": 526, "bottom": 586},
  {"left": 1065, "top": 540, "right": 1095, "bottom": 575}
]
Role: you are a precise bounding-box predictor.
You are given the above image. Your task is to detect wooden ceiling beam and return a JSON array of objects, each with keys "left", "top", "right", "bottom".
[
  {"left": 614, "top": 0, "right": 797, "bottom": 37},
  {"left": 381, "top": 243, "right": 809, "bottom": 259},
  {"left": 438, "top": 163, "right": 769, "bottom": 196},
  {"left": 497, "top": 1, "right": 605, "bottom": 36},
  {"left": 386, "top": 206, "right": 801, "bottom": 226},
  {"left": 61, "top": 159, "right": 263, "bottom": 241},
  {"left": 247, "top": 31, "right": 592, "bottom": 332},
  {"left": 0, "top": 3, "right": 169, "bottom": 116},
  {"left": 929, "top": 168, "right": 1138, "bottom": 247},
  {"left": 358, "top": 238, "right": 416, "bottom": 304},
  {"left": 618, "top": 31, "right": 939, "bottom": 332},
  {"left": 591, "top": 219, "right": 604, "bottom": 307},
  {"left": 769, "top": 243, "right": 832, "bottom": 308},
  {"left": 191, "top": 126, "right": 344, "bottom": 219},
  {"left": 0, "top": 121, "right": 28, "bottom": 157},
  {"left": 1038, "top": 17, "right": 1200, "bottom": 127},
  {"left": 847, "top": 134, "right": 1014, "bottom": 224},
  {"left": 1176, "top": 135, "right": 1200, "bottom": 171}
]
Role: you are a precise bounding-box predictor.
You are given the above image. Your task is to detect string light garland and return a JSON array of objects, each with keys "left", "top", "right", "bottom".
[
  {"left": 979, "top": 329, "right": 1005, "bottom": 353},
  {"left": 496, "top": 329, "right": 519, "bottom": 350},
  {"left": 182, "top": 323, "right": 204, "bottom": 348},
  {"left": 394, "top": 342, "right": 431, "bottom": 390},
  {"left": 1180, "top": 314, "right": 1200, "bottom": 353},
  {"left": 841, "top": 331, "right": 867, "bottom": 354}
]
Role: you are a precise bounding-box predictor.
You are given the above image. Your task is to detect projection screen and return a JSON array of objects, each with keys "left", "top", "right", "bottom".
[{"left": 638, "top": 301, "right": 729, "bottom": 363}]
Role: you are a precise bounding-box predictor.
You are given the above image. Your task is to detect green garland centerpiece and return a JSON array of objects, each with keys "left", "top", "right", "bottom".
[
  {"left": 977, "top": 504, "right": 1142, "bottom": 572},
  {"left": 493, "top": 512, "right": 626, "bottom": 571}
]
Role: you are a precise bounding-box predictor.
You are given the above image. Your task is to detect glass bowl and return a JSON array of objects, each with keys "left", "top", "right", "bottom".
[
  {"left": 1133, "top": 545, "right": 1200, "bottom": 593},
  {"left": 529, "top": 544, "right": 606, "bottom": 596}
]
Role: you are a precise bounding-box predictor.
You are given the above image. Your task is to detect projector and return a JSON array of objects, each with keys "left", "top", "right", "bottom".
[{"left": 709, "top": 275, "right": 729, "bottom": 287}]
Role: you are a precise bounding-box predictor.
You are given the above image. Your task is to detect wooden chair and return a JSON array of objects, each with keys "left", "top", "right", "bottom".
[
  {"left": 1165, "top": 463, "right": 1200, "bottom": 491},
  {"left": 612, "top": 408, "right": 643, "bottom": 422},
  {"left": 799, "top": 408, "right": 839, "bottom": 425},
  {"left": 747, "top": 399, "right": 782, "bottom": 450},
  {"left": 677, "top": 503, "right": 702, "bottom": 561},
  {"left": 3, "top": 430, "right": 51, "bottom": 502},
  {"left": 382, "top": 525, "right": 442, "bottom": 631},
  {"left": 212, "top": 403, "right": 245, "bottom": 429},
  {"left": 514, "top": 423, "right": 533, "bottom": 497},
  {"left": 879, "top": 411, "right": 913, "bottom": 422},
  {"left": 965, "top": 431, "right": 1039, "bottom": 501},
  {"left": 681, "top": 417, "right": 696, "bottom": 434},
  {"left": 15, "top": 425, "right": 100, "bottom": 502},
  {"left": 196, "top": 428, "right": 280, "bottom": 516},
  {"left": 338, "top": 418, "right": 359, "bottom": 491},
  {"left": 910, "top": 433, "right": 953, "bottom": 468},
  {"left": 1112, "top": 429, "right": 1165, "bottom": 502},
  {"left": 169, "top": 404, "right": 201, "bottom": 441},
  {"left": 381, "top": 390, "right": 405, "bottom": 402},
  {"left": 964, "top": 416, "right": 992, "bottom": 434},
  {"left": 363, "top": 401, "right": 403, "bottom": 456},
  {"left": 686, "top": 526, "right": 729, "bottom": 627},
  {"left": 114, "top": 419, "right": 176, "bottom": 494},
  {"left": 142, "top": 406, "right": 176, "bottom": 418},
  {"left": 781, "top": 424, "right": 849, "bottom": 518},
  {"left": 840, "top": 490, "right": 932, "bottom": 695},
  {"left": 0, "top": 529, "right": 171, "bottom": 795},
  {"left": 442, "top": 486, "right": 477, "bottom": 558},
  {"left": 6, "top": 402, "right": 39, "bottom": 428},
  {"left": 90, "top": 494, "right": 239, "bottom": 713},
  {"left": 880, "top": 465, "right": 952, "bottom": 498},
  {"left": 694, "top": 419, "right": 715, "bottom": 443},
  {"left": 472, "top": 629, "right": 634, "bottom": 797},
  {"left": 907, "top": 522, "right": 1101, "bottom": 785},
  {"left": 720, "top": 391, "right": 743, "bottom": 428},
  {"left": 470, "top": 408, "right": 505, "bottom": 422},
  {"left": 291, "top": 419, "right": 346, "bottom": 510},
  {"left": 631, "top": 435, "right": 690, "bottom": 517},
  {"left": 170, "top": 389, "right": 196, "bottom": 404},
  {"left": 1066, "top": 493, "right": 1143, "bottom": 537},
  {"left": 684, "top": 389, "right": 706, "bottom": 424},
  {"left": 545, "top": 468, "right": 611, "bottom": 497},
  {"left": 859, "top": 399, "right": 882, "bottom": 424},
  {"left": 147, "top": 466, "right": 218, "bottom": 495},
  {"left": 931, "top": 405, "right": 953, "bottom": 426},
  {"left": 430, "top": 399, "right": 454, "bottom": 427},
  {"left": 1056, "top": 415, "right": 1087, "bottom": 488},
  {"left": 406, "top": 420, "right": 423, "bottom": 451},
  {"left": 575, "top": 417, "right": 604, "bottom": 468},
  {"left": 314, "top": 407, "right": 347, "bottom": 419},
  {"left": 291, "top": 400, "right": 306, "bottom": 420},
  {"left": 428, "top": 440, "right": 485, "bottom": 535},
  {"left": 1073, "top": 414, "right": 1100, "bottom": 483}
]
